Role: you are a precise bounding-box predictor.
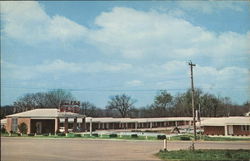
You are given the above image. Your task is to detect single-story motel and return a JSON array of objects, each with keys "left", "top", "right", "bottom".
[{"left": 1, "top": 109, "right": 249, "bottom": 136}]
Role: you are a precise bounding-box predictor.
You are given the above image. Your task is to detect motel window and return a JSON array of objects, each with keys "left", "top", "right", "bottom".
[
  {"left": 11, "top": 118, "right": 18, "bottom": 132},
  {"left": 241, "top": 125, "right": 250, "bottom": 131}
]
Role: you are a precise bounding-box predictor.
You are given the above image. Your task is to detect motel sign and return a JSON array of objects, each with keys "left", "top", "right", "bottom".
[{"left": 59, "top": 101, "right": 80, "bottom": 113}]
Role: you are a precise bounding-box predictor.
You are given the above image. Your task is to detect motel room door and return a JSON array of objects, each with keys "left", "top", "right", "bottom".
[
  {"left": 36, "top": 122, "right": 42, "bottom": 134},
  {"left": 228, "top": 125, "right": 233, "bottom": 135}
]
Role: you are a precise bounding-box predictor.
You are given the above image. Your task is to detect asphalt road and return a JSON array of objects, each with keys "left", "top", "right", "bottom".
[{"left": 1, "top": 137, "right": 250, "bottom": 161}]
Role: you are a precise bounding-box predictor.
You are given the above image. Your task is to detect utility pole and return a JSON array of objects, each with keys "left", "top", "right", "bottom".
[{"left": 189, "top": 61, "right": 197, "bottom": 141}]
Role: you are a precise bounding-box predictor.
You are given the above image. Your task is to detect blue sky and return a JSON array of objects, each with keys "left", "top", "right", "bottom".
[{"left": 1, "top": 1, "right": 249, "bottom": 107}]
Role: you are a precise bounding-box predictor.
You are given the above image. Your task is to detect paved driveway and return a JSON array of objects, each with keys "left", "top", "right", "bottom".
[{"left": 1, "top": 137, "right": 250, "bottom": 161}]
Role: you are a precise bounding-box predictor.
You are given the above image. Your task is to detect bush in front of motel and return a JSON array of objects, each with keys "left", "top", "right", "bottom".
[
  {"left": 28, "top": 133, "right": 35, "bottom": 136},
  {"left": 109, "top": 134, "right": 118, "bottom": 138},
  {"left": 1, "top": 126, "right": 7, "bottom": 133},
  {"left": 74, "top": 134, "right": 82, "bottom": 137},
  {"left": 18, "top": 122, "right": 28, "bottom": 135},
  {"left": 43, "top": 133, "right": 49, "bottom": 136},
  {"left": 180, "top": 136, "right": 191, "bottom": 140},
  {"left": 57, "top": 133, "right": 66, "bottom": 136},
  {"left": 131, "top": 134, "right": 138, "bottom": 138},
  {"left": 92, "top": 133, "right": 99, "bottom": 137},
  {"left": 157, "top": 135, "right": 166, "bottom": 140}
]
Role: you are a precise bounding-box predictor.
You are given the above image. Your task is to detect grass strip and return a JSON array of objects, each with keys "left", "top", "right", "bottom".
[{"left": 156, "top": 149, "right": 250, "bottom": 161}]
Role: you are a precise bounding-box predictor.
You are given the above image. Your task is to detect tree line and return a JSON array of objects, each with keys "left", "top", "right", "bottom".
[{"left": 1, "top": 89, "right": 249, "bottom": 119}]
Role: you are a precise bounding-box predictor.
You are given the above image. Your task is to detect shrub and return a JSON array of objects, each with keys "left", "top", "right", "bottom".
[
  {"left": 157, "top": 135, "right": 166, "bottom": 140},
  {"left": 225, "top": 151, "right": 232, "bottom": 158},
  {"left": 28, "top": 133, "right": 35, "bottom": 136},
  {"left": 18, "top": 122, "right": 28, "bottom": 134},
  {"left": 180, "top": 136, "right": 191, "bottom": 140},
  {"left": 74, "top": 134, "right": 82, "bottom": 137},
  {"left": 66, "top": 133, "right": 74, "bottom": 137},
  {"left": 92, "top": 133, "right": 99, "bottom": 137},
  {"left": 109, "top": 134, "right": 117, "bottom": 138},
  {"left": 57, "top": 133, "right": 66, "bottom": 136},
  {"left": 1, "top": 126, "right": 6, "bottom": 133},
  {"left": 131, "top": 134, "right": 138, "bottom": 138},
  {"left": 43, "top": 133, "right": 49, "bottom": 136},
  {"left": 56, "top": 130, "right": 60, "bottom": 134}
]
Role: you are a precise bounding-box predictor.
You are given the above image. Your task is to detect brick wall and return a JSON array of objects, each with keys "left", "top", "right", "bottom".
[
  {"left": 6, "top": 118, "right": 12, "bottom": 133},
  {"left": 233, "top": 125, "right": 250, "bottom": 136},
  {"left": 18, "top": 118, "right": 31, "bottom": 134},
  {"left": 204, "top": 126, "right": 225, "bottom": 135}
]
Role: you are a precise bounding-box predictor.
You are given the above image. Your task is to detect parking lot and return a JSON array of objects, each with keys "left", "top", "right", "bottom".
[{"left": 1, "top": 137, "right": 250, "bottom": 161}]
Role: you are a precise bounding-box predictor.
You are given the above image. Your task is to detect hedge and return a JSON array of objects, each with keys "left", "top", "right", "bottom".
[
  {"left": 109, "top": 134, "right": 118, "bottom": 138},
  {"left": 131, "top": 134, "right": 138, "bottom": 138},
  {"left": 157, "top": 135, "right": 166, "bottom": 140}
]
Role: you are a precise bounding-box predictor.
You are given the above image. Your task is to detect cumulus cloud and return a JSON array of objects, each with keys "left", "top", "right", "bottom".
[
  {"left": 1, "top": 2, "right": 249, "bottom": 65},
  {"left": 89, "top": 7, "right": 249, "bottom": 63},
  {"left": 0, "top": 1, "right": 87, "bottom": 43}
]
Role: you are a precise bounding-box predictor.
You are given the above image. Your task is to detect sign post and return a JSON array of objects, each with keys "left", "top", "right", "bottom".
[{"left": 163, "top": 139, "right": 167, "bottom": 151}]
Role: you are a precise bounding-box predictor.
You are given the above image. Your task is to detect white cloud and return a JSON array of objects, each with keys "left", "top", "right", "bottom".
[
  {"left": 126, "top": 80, "right": 143, "bottom": 87},
  {"left": 178, "top": 1, "right": 243, "bottom": 14},
  {"left": 36, "top": 59, "right": 82, "bottom": 73},
  {"left": 0, "top": 1, "right": 87, "bottom": 43},
  {"left": 1, "top": 3, "right": 249, "bottom": 65},
  {"left": 48, "top": 15, "right": 87, "bottom": 42},
  {"left": 89, "top": 7, "right": 249, "bottom": 63},
  {"left": 82, "top": 62, "right": 132, "bottom": 73},
  {"left": 1, "top": 60, "right": 133, "bottom": 80}
]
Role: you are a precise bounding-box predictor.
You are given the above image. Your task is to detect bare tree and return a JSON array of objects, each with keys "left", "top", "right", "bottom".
[
  {"left": 106, "top": 94, "right": 136, "bottom": 118},
  {"left": 80, "top": 101, "right": 98, "bottom": 117},
  {"left": 13, "top": 89, "right": 74, "bottom": 111}
]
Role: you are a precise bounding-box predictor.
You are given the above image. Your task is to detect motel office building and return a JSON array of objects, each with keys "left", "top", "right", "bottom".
[{"left": 5, "top": 109, "right": 86, "bottom": 134}]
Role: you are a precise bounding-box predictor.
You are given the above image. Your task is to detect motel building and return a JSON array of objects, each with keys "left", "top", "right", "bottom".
[
  {"left": 2, "top": 108, "right": 195, "bottom": 135},
  {"left": 201, "top": 117, "right": 250, "bottom": 136},
  {"left": 1, "top": 108, "right": 250, "bottom": 137}
]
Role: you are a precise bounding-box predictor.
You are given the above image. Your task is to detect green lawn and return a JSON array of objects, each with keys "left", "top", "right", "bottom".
[
  {"left": 156, "top": 149, "right": 250, "bottom": 161},
  {"left": 170, "top": 134, "right": 250, "bottom": 141}
]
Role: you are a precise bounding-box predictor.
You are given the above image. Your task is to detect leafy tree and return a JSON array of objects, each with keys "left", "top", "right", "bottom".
[
  {"left": 154, "top": 90, "right": 173, "bottom": 108},
  {"left": 18, "top": 122, "right": 27, "bottom": 134},
  {"left": 151, "top": 90, "right": 173, "bottom": 117},
  {"left": 172, "top": 89, "right": 203, "bottom": 117},
  {"left": 106, "top": 94, "right": 136, "bottom": 118},
  {"left": 200, "top": 94, "right": 220, "bottom": 117}
]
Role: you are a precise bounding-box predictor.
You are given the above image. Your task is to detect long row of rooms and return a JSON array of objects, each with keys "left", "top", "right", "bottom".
[
  {"left": 1, "top": 109, "right": 250, "bottom": 136},
  {"left": 62, "top": 117, "right": 192, "bottom": 131}
]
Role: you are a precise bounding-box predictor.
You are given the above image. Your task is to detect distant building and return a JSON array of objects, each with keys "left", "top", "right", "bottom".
[{"left": 201, "top": 117, "right": 250, "bottom": 136}]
